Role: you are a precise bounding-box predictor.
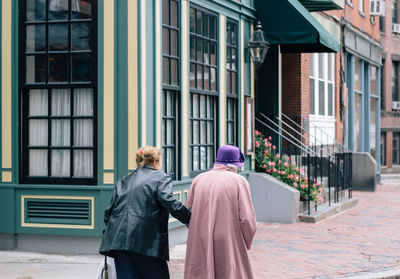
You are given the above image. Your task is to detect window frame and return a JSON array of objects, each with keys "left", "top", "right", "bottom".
[
  {"left": 162, "top": 0, "right": 181, "bottom": 180},
  {"left": 189, "top": 4, "right": 219, "bottom": 178},
  {"left": 226, "top": 18, "right": 238, "bottom": 146},
  {"left": 19, "top": 0, "right": 98, "bottom": 185}
]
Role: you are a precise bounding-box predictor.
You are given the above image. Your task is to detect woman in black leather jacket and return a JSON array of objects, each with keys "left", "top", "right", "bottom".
[{"left": 99, "top": 146, "right": 191, "bottom": 279}]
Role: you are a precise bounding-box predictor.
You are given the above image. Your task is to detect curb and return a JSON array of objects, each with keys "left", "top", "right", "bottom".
[{"left": 335, "top": 266, "right": 400, "bottom": 279}]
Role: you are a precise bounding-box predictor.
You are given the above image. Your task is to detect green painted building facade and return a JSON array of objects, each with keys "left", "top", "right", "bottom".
[{"left": 0, "top": 0, "right": 259, "bottom": 252}]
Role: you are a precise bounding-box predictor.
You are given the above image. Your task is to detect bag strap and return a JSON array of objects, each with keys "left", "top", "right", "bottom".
[{"left": 104, "top": 256, "right": 109, "bottom": 279}]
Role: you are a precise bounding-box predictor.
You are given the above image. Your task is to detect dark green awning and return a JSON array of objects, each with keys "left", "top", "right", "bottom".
[
  {"left": 255, "top": 0, "right": 340, "bottom": 53},
  {"left": 299, "top": 0, "right": 344, "bottom": 12}
]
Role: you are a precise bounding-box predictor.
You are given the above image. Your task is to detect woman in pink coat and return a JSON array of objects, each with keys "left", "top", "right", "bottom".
[{"left": 184, "top": 145, "right": 257, "bottom": 279}]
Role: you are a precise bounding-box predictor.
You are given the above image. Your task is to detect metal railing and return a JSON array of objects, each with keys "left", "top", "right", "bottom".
[{"left": 255, "top": 113, "right": 353, "bottom": 215}]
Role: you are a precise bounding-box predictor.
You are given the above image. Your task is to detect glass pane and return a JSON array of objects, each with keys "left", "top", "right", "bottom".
[
  {"left": 29, "top": 120, "right": 48, "bottom": 146},
  {"left": 231, "top": 24, "right": 237, "bottom": 45},
  {"left": 227, "top": 122, "right": 233, "bottom": 144},
  {"left": 73, "top": 150, "right": 93, "bottom": 177},
  {"left": 370, "top": 97, "right": 377, "bottom": 158},
  {"left": 167, "top": 148, "right": 175, "bottom": 174},
  {"left": 167, "top": 119, "right": 174, "bottom": 145},
  {"left": 200, "top": 121, "right": 206, "bottom": 144},
  {"left": 162, "top": 0, "right": 169, "bottom": 25},
  {"left": 171, "top": 30, "right": 178, "bottom": 57},
  {"left": 200, "top": 146, "right": 206, "bottom": 169},
  {"left": 392, "top": 62, "right": 398, "bottom": 101},
  {"left": 318, "top": 53, "right": 325, "bottom": 79},
  {"left": 190, "top": 63, "right": 195, "bottom": 88},
  {"left": 370, "top": 65, "right": 377, "bottom": 95},
  {"left": 211, "top": 68, "right": 216, "bottom": 91},
  {"left": 189, "top": 8, "right": 195, "bottom": 33},
  {"left": 204, "top": 66, "right": 210, "bottom": 91},
  {"left": 210, "top": 43, "right": 217, "bottom": 65},
  {"left": 163, "top": 57, "right": 170, "bottom": 85},
  {"left": 197, "top": 38, "right": 203, "bottom": 62},
  {"left": 190, "top": 36, "right": 195, "bottom": 60},
  {"left": 232, "top": 48, "right": 237, "bottom": 71},
  {"left": 26, "top": 25, "right": 46, "bottom": 52},
  {"left": 207, "top": 146, "right": 213, "bottom": 168},
  {"left": 52, "top": 89, "right": 71, "bottom": 116},
  {"left": 72, "top": 23, "right": 91, "bottom": 50},
  {"left": 49, "top": 55, "right": 68, "bottom": 82},
  {"left": 193, "top": 94, "right": 199, "bottom": 118},
  {"left": 171, "top": 59, "right": 178, "bottom": 85},
  {"left": 232, "top": 72, "right": 237, "bottom": 94},
  {"left": 27, "top": 0, "right": 46, "bottom": 21},
  {"left": 207, "top": 96, "right": 213, "bottom": 118},
  {"left": 197, "top": 65, "right": 203, "bottom": 89},
  {"left": 171, "top": 0, "right": 178, "bottom": 27},
  {"left": 51, "top": 119, "right": 71, "bottom": 146},
  {"left": 74, "top": 89, "right": 93, "bottom": 116},
  {"left": 193, "top": 146, "right": 199, "bottom": 171},
  {"left": 193, "top": 120, "right": 199, "bottom": 144},
  {"left": 72, "top": 53, "right": 92, "bottom": 82},
  {"left": 354, "top": 57, "right": 361, "bottom": 92},
  {"left": 74, "top": 119, "right": 93, "bottom": 146},
  {"left": 163, "top": 28, "right": 169, "bottom": 55},
  {"left": 200, "top": 95, "right": 206, "bottom": 118},
  {"left": 71, "top": 0, "right": 92, "bottom": 19},
  {"left": 207, "top": 121, "right": 213, "bottom": 142},
  {"left": 204, "top": 41, "right": 210, "bottom": 64},
  {"left": 328, "top": 83, "right": 333, "bottom": 116},
  {"left": 29, "top": 150, "right": 48, "bottom": 176},
  {"left": 355, "top": 93, "right": 362, "bottom": 151},
  {"left": 29, "top": 89, "right": 48, "bottom": 116},
  {"left": 189, "top": 120, "right": 193, "bottom": 143},
  {"left": 309, "top": 53, "right": 314, "bottom": 77},
  {"left": 49, "top": 24, "right": 68, "bottom": 51},
  {"left": 162, "top": 119, "right": 166, "bottom": 145},
  {"left": 48, "top": 0, "right": 68, "bottom": 20},
  {"left": 319, "top": 80, "right": 325, "bottom": 115},
  {"left": 26, "top": 55, "right": 46, "bottom": 83},
  {"left": 196, "top": 10, "right": 202, "bottom": 35},
  {"left": 203, "top": 14, "right": 209, "bottom": 38},
  {"left": 226, "top": 71, "right": 231, "bottom": 94},
  {"left": 328, "top": 53, "right": 334, "bottom": 82},
  {"left": 210, "top": 16, "right": 217, "bottom": 39},
  {"left": 51, "top": 149, "right": 70, "bottom": 177}
]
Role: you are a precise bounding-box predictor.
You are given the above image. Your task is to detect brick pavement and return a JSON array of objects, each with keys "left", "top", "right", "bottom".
[{"left": 168, "top": 179, "right": 400, "bottom": 278}]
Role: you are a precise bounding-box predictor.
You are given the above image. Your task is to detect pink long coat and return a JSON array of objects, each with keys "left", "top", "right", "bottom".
[{"left": 184, "top": 164, "right": 257, "bottom": 279}]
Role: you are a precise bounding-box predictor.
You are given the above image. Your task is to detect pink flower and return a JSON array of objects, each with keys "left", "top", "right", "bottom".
[
  {"left": 271, "top": 162, "right": 276, "bottom": 167},
  {"left": 293, "top": 182, "right": 298, "bottom": 187},
  {"left": 263, "top": 164, "right": 267, "bottom": 168},
  {"left": 318, "top": 196, "right": 324, "bottom": 202},
  {"left": 278, "top": 160, "right": 282, "bottom": 164},
  {"left": 300, "top": 184, "right": 305, "bottom": 189},
  {"left": 280, "top": 171, "right": 285, "bottom": 175},
  {"left": 265, "top": 142, "right": 269, "bottom": 147},
  {"left": 255, "top": 130, "right": 259, "bottom": 136},
  {"left": 288, "top": 175, "right": 293, "bottom": 180},
  {"left": 272, "top": 168, "right": 277, "bottom": 173},
  {"left": 264, "top": 150, "right": 269, "bottom": 155},
  {"left": 272, "top": 145, "right": 276, "bottom": 150},
  {"left": 268, "top": 162, "right": 272, "bottom": 167},
  {"left": 284, "top": 162, "right": 289, "bottom": 167},
  {"left": 266, "top": 169, "right": 271, "bottom": 174},
  {"left": 319, "top": 187, "right": 323, "bottom": 192},
  {"left": 268, "top": 136, "right": 272, "bottom": 140},
  {"left": 276, "top": 154, "right": 281, "bottom": 159},
  {"left": 316, "top": 182, "right": 321, "bottom": 186},
  {"left": 292, "top": 161, "right": 296, "bottom": 166},
  {"left": 256, "top": 141, "right": 260, "bottom": 147}
]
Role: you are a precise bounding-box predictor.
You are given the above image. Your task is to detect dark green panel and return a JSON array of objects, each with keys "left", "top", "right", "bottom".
[
  {"left": 299, "top": 0, "right": 344, "bottom": 11},
  {"left": 0, "top": 188, "right": 15, "bottom": 233},
  {"left": 115, "top": 0, "right": 129, "bottom": 180}
]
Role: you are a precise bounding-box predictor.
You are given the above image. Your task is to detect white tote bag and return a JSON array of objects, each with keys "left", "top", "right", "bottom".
[{"left": 96, "top": 256, "right": 117, "bottom": 279}]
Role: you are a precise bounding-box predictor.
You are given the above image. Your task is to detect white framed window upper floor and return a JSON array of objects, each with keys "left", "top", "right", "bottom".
[{"left": 309, "top": 53, "right": 335, "bottom": 119}]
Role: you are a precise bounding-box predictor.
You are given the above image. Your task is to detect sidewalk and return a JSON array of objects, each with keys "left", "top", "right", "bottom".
[
  {"left": 168, "top": 178, "right": 400, "bottom": 279},
  {"left": 1, "top": 178, "right": 399, "bottom": 279}
]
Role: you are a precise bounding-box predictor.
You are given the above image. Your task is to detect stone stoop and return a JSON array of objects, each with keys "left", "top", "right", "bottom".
[{"left": 298, "top": 197, "right": 358, "bottom": 223}]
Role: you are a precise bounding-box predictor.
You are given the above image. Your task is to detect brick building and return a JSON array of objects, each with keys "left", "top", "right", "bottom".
[{"left": 380, "top": 0, "right": 400, "bottom": 172}]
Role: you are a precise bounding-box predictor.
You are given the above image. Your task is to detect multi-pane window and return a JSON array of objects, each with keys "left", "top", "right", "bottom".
[
  {"left": 189, "top": 5, "right": 218, "bottom": 176},
  {"left": 309, "top": 53, "right": 335, "bottom": 117},
  {"left": 370, "top": 66, "right": 379, "bottom": 159},
  {"left": 354, "top": 57, "right": 362, "bottom": 152},
  {"left": 393, "top": 0, "right": 398, "bottom": 24},
  {"left": 162, "top": 0, "right": 180, "bottom": 180},
  {"left": 392, "top": 62, "right": 399, "bottom": 101},
  {"left": 20, "top": 0, "right": 97, "bottom": 184},
  {"left": 358, "top": 0, "right": 363, "bottom": 12},
  {"left": 226, "top": 19, "right": 238, "bottom": 146}
]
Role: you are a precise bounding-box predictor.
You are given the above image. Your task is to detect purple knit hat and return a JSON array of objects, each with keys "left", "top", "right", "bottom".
[{"left": 214, "top": 145, "right": 245, "bottom": 167}]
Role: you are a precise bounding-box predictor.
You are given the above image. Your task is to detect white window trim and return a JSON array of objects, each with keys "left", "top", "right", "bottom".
[{"left": 309, "top": 53, "right": 336, "bottom": 121}]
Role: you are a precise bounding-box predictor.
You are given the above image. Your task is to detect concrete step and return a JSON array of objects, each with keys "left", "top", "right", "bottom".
[{"left": 298, "top": 197, "right": 358, "bottom": 223}]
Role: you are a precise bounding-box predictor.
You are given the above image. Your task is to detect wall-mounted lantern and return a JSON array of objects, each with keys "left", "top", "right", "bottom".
[{"left": 247, "top": 21, "right": 270, "bottom": 65}]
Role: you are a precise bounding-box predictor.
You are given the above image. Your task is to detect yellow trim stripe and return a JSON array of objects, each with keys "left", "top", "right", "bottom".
[
  {"left": 140, "top": 0, "right": 147, "bottom": 146},
  {"left": 103, "top": 0, "right": 115, "bottom": 171},
  {"left": 156, "top": 0, "right": 162, "bottom": 149},
  {"left": 103, "top": 172, "right": 115, "bottom": 184},
  {"left": 219, "top": 15, "right": 226, "bottom": 146},
  {"left": 2, "top": 171, "right": 12, "bottom": 182},
  {"left": 128, "top": 0, "right": 139, "bottom": 170},
  {"left": 2, "top": 0, "right": 12, "bottom": 170},
  {"left": 240, "top": 20, "right": 245, "bottom": 153},
  {"left": 21, "top": 195, "right": 95, "bottom": 229},
  {"left": 182, "top": 0, "right": 189, "bottom": 177}
]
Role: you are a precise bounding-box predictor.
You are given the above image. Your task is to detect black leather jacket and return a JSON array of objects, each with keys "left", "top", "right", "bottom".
[{"left": 99, "top": 166, "right": 191, "bottom": 261}]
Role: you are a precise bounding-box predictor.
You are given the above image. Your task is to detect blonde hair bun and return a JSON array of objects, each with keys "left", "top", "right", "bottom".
[{"left": 136, "top": 146, "right": 162, "bottom": 167}]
